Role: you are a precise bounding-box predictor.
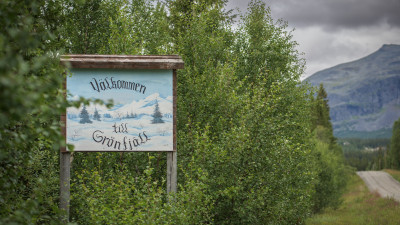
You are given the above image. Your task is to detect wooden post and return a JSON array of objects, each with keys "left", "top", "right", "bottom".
[
  {"left": 60, "top": 152, "right": 71, "bottom": 223},
  {"left": 167, "top": 151, "right": 177, "bottom": 193},
  {"left": 167, "top": 69, "right": 177, "bottom": 194}
]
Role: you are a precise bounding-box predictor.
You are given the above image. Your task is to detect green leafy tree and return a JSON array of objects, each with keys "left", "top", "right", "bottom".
[
  {"left": 62, "top": 0, "right": 121, "bottom": 54},
  {"left": 171, "top": 0, "right": 318, "bottom": 223},
  {"left": 0, "top": 0, "right": 68, "bottom": 223}
]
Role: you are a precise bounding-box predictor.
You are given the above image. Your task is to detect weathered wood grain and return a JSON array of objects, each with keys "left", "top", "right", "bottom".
[
  {"left": 167, "top": 151, "right": 177, "bottom": 194},
  {"left": 60, "top": 152, "right": 71, "bottom": 223},
  {"left": 61, "top": 55, "right": 184, "bottom": 70}
]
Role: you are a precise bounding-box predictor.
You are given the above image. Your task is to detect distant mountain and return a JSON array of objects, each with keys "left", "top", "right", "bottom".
[{"left": 305, "top": 44, "right": 400, "bottom": 138}]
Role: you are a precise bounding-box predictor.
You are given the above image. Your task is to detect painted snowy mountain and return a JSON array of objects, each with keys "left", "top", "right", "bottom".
[
  {"left": 68, "top": 93, "right": 172, "bottom": 119},
  {"left": 115, "top": 93, "right": 172, "bottom": 117}
]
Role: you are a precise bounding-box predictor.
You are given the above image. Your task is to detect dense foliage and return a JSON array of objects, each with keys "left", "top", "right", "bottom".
[
  {"left": 1, "top": 0, "right": 349, "bottom": 224},
  {"left": 310, "top": 84, "right": 350, "bottom": 212},
  {"left": 388, "top": 117, "right": 400, "bottom": 169},
  {"left": 0, "top": 1, "right": 67, "bottom": 224},
  {"left": 389, "top": 118, "right": 400, "bottom": 169}
]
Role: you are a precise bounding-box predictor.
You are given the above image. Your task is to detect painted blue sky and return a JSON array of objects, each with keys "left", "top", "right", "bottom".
[{"left": 67, "top": 69, "right": 172, "bottom": 105}]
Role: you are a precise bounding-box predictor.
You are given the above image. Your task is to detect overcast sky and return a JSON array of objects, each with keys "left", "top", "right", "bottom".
[{"left": 226, "top": 0, "right": 400, "bottom": 79}]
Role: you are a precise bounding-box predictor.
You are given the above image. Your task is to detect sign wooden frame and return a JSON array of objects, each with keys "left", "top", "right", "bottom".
[
  {"left": 61, "top": 55, "right": 183, "bottom": 152},
  {"left": 59, "top": 55, "right": 183, "bottom": 223}
]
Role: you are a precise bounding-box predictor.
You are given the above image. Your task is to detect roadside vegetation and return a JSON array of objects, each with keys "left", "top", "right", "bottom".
[
  {"left": 1, "top": 0, "right": 350, "bottom": 224},
  {"left": 310, "top": 84, "right": 352, "bottom": 213},
  {"left": 385, "top": 169, "right": 400, "bottom": 183},
  {"left": 306, "top": 174, "right": 400, "bottom": 225}
]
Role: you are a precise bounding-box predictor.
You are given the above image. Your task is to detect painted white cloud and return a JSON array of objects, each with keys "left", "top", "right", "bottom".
[{"left": 68, "top": 94, "right": 80, "bottom": 101}]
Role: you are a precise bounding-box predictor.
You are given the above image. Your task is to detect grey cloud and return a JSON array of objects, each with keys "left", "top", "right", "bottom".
[
  {"left": 226, "top": 0, "right": 400, "bottom": 29},
  {"left": 225, "top": 0, "right": 400, "bottom": 79},
  {"left": 225, "top": 0, "right": 251, "bottom": 14},
  {"left": 268, "top": 0, "right": 400, "bottom": 29}
]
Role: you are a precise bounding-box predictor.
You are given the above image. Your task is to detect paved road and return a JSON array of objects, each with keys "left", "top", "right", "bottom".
[{"left": 357, "top": 171, "right": 400, "bottom": 202}]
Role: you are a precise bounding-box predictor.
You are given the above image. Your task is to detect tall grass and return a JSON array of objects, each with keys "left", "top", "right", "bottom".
[{"left": 306, "top": 173, "right": 400, "bottom": 225}]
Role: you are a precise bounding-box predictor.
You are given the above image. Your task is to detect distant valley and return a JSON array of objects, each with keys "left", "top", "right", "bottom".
[{"left": 305, "top": 44, "right": 400, "bottom": 138}]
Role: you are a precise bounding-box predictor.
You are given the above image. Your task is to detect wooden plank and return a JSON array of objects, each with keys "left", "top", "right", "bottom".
[
  {"left": 60, "top": 114, "right": 66, "bottom": 152},
  {"left": 167, "top": 151, "right": 177, "bottom": 193},
  {"left": 168, "top": 69, "right": 178, "bottom": 194},
  {"left": 60, "top": 152, "right": 71, "bottom": 223},
  {"left": 60, "top": 149, "right": 175, "bottom": 152},
  {"left": 167, "top": 152, "right": 172, "bottom": 193},
  {"left": 173, "top": 69, "right": 177, "bottom": 152},
  {"left": 64, "top": 55, "right": 182, "bottom": 59},
  {"left": 60, "top": 77, "right": 67, "bottom": 152},
  {"left": 61, "top": 55, "right": 184, "bottom": 70},
  {"left": 171, "top": 151, "right": 177, "bottom": 192}
]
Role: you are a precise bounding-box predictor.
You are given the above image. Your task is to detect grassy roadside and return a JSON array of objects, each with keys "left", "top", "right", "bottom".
[
  {"left": 385, "top": 169, "right": 400, "bottom": 183},
  {"left": 306, "top": 173, "right": 400, "bottom": 225}
]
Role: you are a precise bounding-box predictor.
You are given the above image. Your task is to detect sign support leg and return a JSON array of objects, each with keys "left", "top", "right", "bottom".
[
  {"left": 60, "top": 152, "right": 70, "bottom": 223},
  {"left": 167, "top": 151, "right": 177, "bottom": 193}
]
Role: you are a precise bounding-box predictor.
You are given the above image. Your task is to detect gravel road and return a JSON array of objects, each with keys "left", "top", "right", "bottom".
[{"left": 357, "top": 171, "right": 400, "bottom": 202}]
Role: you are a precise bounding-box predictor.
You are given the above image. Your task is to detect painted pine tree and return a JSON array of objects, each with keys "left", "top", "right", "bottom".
[
  {"left": 79, "top": 105, "right": 92, "bottom": 124},
  {"left": 93, "top": 107, "right": 101, "bottom": 121},
  {"left": 151, "top": 100, "right": 164, "bottom": 124},
  {"left": 130, "top": 112, "right": 137, "bottom": 118}
]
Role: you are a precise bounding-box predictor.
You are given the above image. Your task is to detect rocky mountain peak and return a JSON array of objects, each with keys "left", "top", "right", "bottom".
[{"left": 305, "top": 44, "right": 400, "bottom": 138}]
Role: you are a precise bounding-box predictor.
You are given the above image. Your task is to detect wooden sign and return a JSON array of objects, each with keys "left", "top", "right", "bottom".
[
  {"left": 59, "top": 55, "right": 182, "bottom": 223},
  {"left": 61, "top": 55, "right": 183, "bottom": 152}
]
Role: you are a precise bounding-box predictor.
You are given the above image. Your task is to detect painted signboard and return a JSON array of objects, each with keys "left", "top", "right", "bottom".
[
  {"left": 59, "top": 55, "right": 182, "bottom": 222},
  {"left": 66, "top": 69, "right": 173, "bottom": 151},
  {"left": 67, "top": 69, "right": 173, "bottom": 151},
  {"left": 62, "top": 55, "right": 183, "bottom": 152}
]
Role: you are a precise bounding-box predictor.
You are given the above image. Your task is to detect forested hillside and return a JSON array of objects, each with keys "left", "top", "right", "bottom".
[
  {"left": 0, "top": 0, "right": 349, "bottom": 224},
  {"left": 337, "top": 117, "right": 400, "bottom": 171}
]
